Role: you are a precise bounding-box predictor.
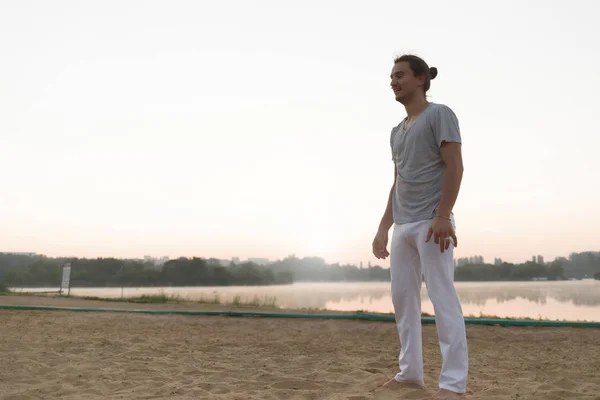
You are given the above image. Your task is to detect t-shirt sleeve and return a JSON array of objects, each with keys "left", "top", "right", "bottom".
[{"left": 432, "top": 105, "right": 462, "bottom": 147}]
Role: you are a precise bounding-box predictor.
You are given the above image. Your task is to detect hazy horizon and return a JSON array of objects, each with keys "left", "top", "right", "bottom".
[
  {"left": 0, "top": 249, "right": 595, "bottom": 268},
  {"left": 2, "top": 0, "right": 599, "bottom": 266}
]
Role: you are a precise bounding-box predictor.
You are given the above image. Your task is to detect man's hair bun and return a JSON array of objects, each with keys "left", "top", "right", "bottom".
[{"left": 429, "top": 67, "right": 438, "bottom": 80}]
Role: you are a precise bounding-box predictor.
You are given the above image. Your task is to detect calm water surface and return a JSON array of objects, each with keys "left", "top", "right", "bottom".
[{"left": 16, "top": 280, "right": 600, "bottom": 322}]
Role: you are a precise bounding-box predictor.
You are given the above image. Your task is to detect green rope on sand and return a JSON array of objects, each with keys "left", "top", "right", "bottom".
[{"left": 1, "top": 304, "right": 599, "bottom": 328}]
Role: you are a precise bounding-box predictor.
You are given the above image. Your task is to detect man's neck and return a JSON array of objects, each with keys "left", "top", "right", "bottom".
[{"left": 403, "top": 97, "right": 430, "bottom": 119}]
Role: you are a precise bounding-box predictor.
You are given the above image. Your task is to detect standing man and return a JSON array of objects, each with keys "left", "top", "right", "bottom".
[{"left": 372, "top": 54, "right": 468, "bottom": 399}]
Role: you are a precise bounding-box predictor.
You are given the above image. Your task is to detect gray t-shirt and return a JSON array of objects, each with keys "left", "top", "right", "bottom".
[{"left": 390, "top": 102, "right": 462, "bottom": 224}]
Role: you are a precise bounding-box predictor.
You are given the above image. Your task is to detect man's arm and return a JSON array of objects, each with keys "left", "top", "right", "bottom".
[
  {"left": 378, "top": 165, "right": 397, "bottom": 232},
  {"left": 435, "top": 142, "right": 463, "bottom": 218}
]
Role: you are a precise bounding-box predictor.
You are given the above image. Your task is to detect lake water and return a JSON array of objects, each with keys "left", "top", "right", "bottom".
[{"left": 14, "top": 280, "right": 600, "bottom": 322}]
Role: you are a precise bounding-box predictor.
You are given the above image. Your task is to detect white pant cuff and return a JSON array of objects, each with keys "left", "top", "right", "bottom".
[
  {"left": 439, "top": 383, "right": 466, "bottom": 394},
  {"left": 394, "top": 374, "right": 424, "bottom": 386}
]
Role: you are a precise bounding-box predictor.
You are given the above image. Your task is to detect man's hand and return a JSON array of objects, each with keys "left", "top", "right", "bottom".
[
  {"left": 372, "top": 229, "right": 390, "bottom": 259},
  {"left": 426, "top": 217, "right": 458, "bottom": 253}
]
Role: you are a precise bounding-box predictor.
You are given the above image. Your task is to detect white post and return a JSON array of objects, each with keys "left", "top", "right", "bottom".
[{"left": 61, "top": 262, "right": 72, "bottom": 296}]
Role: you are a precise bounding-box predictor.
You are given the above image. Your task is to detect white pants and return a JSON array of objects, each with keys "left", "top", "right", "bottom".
[{"left": 390, "top": 218, "right": 468, "bottom": 393}]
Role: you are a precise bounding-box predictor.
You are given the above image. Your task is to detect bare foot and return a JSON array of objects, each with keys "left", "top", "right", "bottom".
[
  {"left": 381, "top": 377, "right": 424, "bottom": 390},
  {"left": 431, "top": 388, "right": 464, "bottom": 399}
]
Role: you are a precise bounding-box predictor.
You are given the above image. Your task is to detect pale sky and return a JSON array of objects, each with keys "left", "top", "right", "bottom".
[{"left": 1, "top": 0, "right": 599, "bottom": 266}]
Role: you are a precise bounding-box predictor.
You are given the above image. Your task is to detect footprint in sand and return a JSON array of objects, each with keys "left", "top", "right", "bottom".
[
  {"left": 365, "top": 361, "right": 392, "bottom": 369},
  {"left": 374, "top": 389, "right": 428, "bottom": 400},
  {"left": 554, "top": 378, "right": 578, "bottom": 390},
  {"left": 374, "top": 385, "right": 430, "bottom": 400},
  {"left": 196, "top": 382, "right": 231, "bottom": 394},
  {"left": 271, "top": 380, "right": 321, "bottom": 390},
  {"left": 362, "top": 367, "right": 384, "bottom": 374}
]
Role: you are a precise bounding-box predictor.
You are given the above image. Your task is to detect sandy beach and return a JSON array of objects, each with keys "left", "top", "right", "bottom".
[{"left": 1, "top": 296, "right": 599, "bottom": 399}]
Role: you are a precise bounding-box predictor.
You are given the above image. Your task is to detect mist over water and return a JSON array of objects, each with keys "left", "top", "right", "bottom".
[{"left": 19, "top": 280, "right": 600, "bottom": 322}]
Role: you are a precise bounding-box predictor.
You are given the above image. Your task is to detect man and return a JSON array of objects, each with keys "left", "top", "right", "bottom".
[{"left": 372, "top": 54, "right": 468, "bottom": 399}]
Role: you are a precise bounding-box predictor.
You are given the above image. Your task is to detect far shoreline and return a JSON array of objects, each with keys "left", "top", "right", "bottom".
[
  {"left": 6, "top": 277, "right": 595, "bottom": 292},
  {"left": 2, "top": 291, "right": 600, "bottom": 324}
]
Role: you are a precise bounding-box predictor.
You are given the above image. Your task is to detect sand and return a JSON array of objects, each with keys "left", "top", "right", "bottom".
[{"left": 1, "top": 296, "right": 599, "bottom": 399}]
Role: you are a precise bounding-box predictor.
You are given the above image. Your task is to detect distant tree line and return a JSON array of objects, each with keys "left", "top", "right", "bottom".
[
  {"left": 0, "top": 250, "right": 599, "bottom": 288},
  {"left": 454, "top": 251, "right": 600, "bottom": 281},
  {"left": 560, "top": 252, "right": 600, "bottom": 279},
  {"left": 0, "top": 254, "right": 294, "bottom": 288},
  {"left": 454, "top": 260, "right": 565, "bottom": 281},
  {"left": 268, "top": 255, "right": 390, "bottom": 282},
  {"left": 0, "top": 253, "right": 390, "bottom": 288}
]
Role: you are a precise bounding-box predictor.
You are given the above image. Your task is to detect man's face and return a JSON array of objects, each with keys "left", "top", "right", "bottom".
[{"left": 390, "top": 61, "right": 424, "bottom": 103}]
